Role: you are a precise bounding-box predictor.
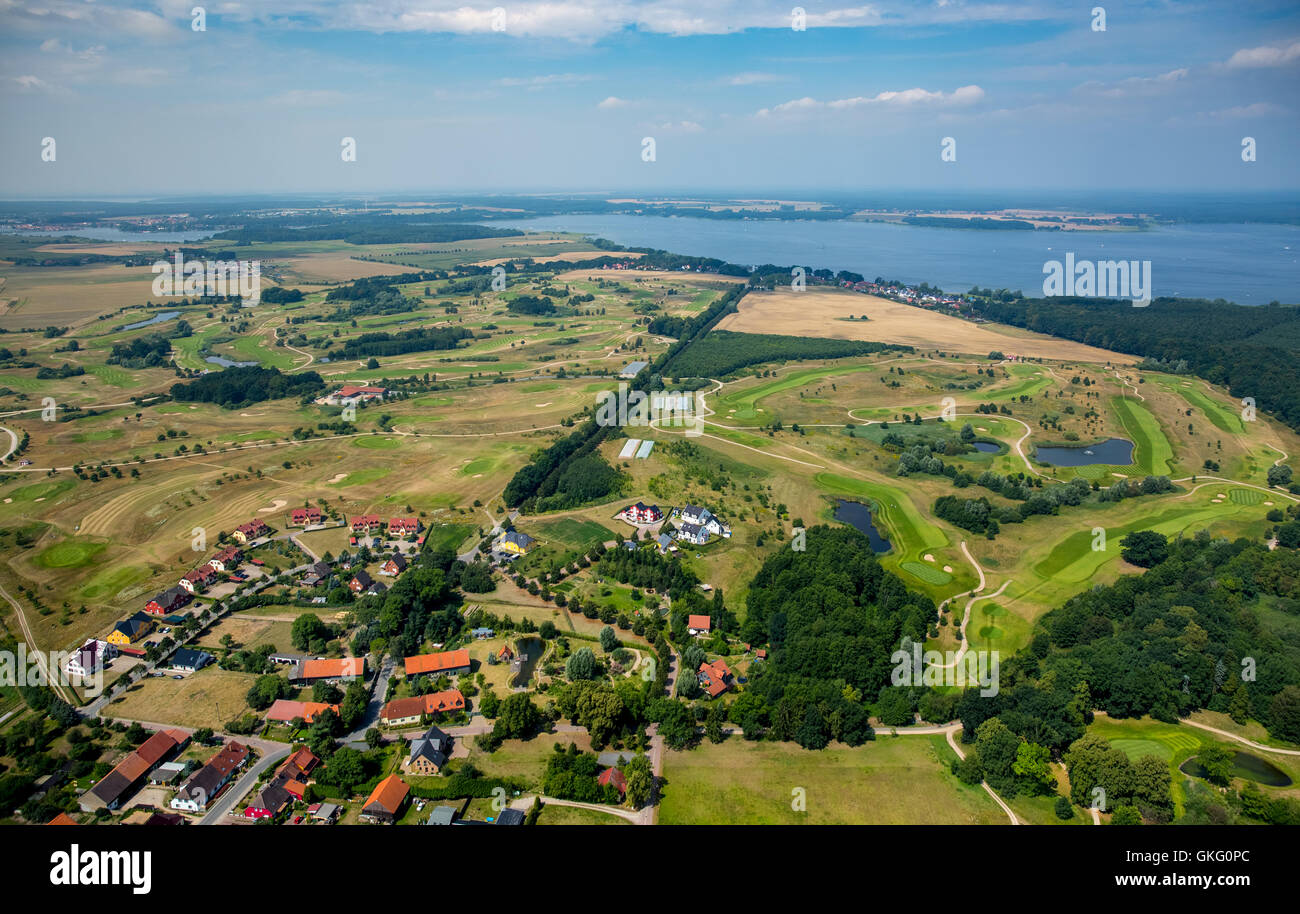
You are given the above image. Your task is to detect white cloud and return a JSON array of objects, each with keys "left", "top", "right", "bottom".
[
  {"left": 723, "top": 72, "right": 784, "bottom": 86},
  {"left": 597, "top": 95, "right": 629, "bottom": 108},
  {"left": 1224, "top": 41, "right": 1300, "bottom": 69},
  {"left": 1077, "top": 68, "right": 1189, "bottom": 98},
  {"left": 756, "top": 84, "right": 984, "bottom": 116},
  {"left": 495, "top": 73, "right": 597, "bottom": 89}
]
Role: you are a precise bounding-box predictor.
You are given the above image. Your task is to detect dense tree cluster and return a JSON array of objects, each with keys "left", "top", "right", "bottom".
[{"left": 169, "top": 365, "right": 325, "bottom": 408}]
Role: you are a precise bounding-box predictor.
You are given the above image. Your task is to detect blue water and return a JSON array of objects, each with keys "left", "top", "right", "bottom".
[
  {"left": 121, "top": 310, "right": 180, "bottom": 331},
  {"left": 833, "top": 499, "right": 892, "bottom": 553},
  {"left": 205, "top": 355, "right": 258, "bottom": 368},
  {"left": 971, "top": 441, "right": 1000, "bottom": 454},
  {"left": 490, "top": 215, "right": 1300, "bottom": 304},
  {"left": 1035, "top": 437, "right": 1134, "bottom": 467}
]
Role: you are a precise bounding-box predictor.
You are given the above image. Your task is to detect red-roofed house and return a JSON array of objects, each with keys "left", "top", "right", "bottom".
[
  {"left": 232, "top": 519, "right": 270, "bottom": 544},
  {"left": 350, "top": 514, "right": 385, "bottom": 534},
  {"left": 290, "top": 657, "right": 365, "bottom": 683},
  {"left": 388, "top": 517, "right": 421, "bottom": 537},
  {"left": 687, "top": 614, "right": 711, "bottom": 636},
  {"left": 598, "top": 767, "right": 628, "bottom": 795},
  {"left": 207, "top": 546, "right": 243, "bottom": 572},
  {"left": 180, "top": 564, "right": 218, "bottom": 593},
  {"left": 404, "top": 649, "right": 470, "bottom": 678},
  {"left": 380, "top": 690, "right": 466, "bottom": 727},
  {"left": 290, "top": 507, "right": 322, "bottom": 527},
  {"left": 698, "top": 659, "right": 731, "bottom": 699},
  {"left": 362, "top": 774, "right": 409, "bottom": 824},
  {"left": 265, "top": 699, "right": 339, "bottom": 725}
]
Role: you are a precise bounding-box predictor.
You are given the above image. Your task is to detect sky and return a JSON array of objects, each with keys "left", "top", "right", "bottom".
[{"left": 1, "top": 0, "right": 1298, "bottom": 197}]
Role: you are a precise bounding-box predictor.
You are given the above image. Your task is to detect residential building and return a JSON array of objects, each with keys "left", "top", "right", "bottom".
[
  {"left": 380, "top": 553, "right": 407, "bottom": 577},
  {"left": 388, "top": 517, "right": 421, "bottom": 537},
  {"left": 170, "top": 741, "right": 248, "bottom": 812},
  {"left": 232, "top": 519, "right": 269, "bottom": 544},
  {"left": 676, "top": 522, "right": 709, "bottom": 546},
  {"left": 170, "top": 648, "right": 213, "bottom": 672},
  {"left": 598, "top": 767, "right": 628, "bottom": 796},
  {"left": 380, "top": 690, "right": 466, "bottom": 727},
  {"left": 144, "top": 586, "right": 191, "bottom": 615},
  {"left": 617, "top": 502, "right": 663, "bottom": 525},
  {"left": 207, "top": 546, "right": 243, "bottom": 572},
  {"left": 361, "top": 774, "right": 409, "bottom": 824},
  {"left": 290, "top": 506, "right": 323, "bottom": 527},
  {"left": 107, "top": 615, "right": 154, "bottom": 645},
  {"left": 265, "top": 699, "right": 339, "bottom": 725},
  {"left": 405, "top": 725, "right": 451, "bottom": 775},
  {"left": 495, "top": 530, "right": 536, "bottom": 555},
  {"left": 698, "top": 658, "right": 732, "bottom": 698},
  {"left": 348, "top": 569, "right": 373, "bottom": 593},
  {"left": 404, "top": 649, "right": 470, "bottom": 678},
  {"left": 289, "top": 657, "right": 365, "bottom": 683},
  {"left": 301, "top": 561, "right": 332, "bottom": 587},
  {"left": 64, "top": 639, "right": 117, "bottom": 678},
  {"left": 350, "top": 514, "right": 385, "bottom": 534},
  {"left": 687, "top": 614, "right": 712, "bottom": 636},
  {"left": 81, "top": 729, "right": 189, "bottom": 812},
  {"left": 180, "top": 564, "right": 218, "bottom": 593}
]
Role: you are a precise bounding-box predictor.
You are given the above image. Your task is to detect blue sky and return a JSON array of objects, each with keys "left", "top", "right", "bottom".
[{"left": 1, "top": 1, "right": 1298, "bottom": 196}]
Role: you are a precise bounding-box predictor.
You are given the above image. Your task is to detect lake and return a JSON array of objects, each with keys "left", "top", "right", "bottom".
[
  {"left": 1035, "top": 437, "right": 1134, "bottom": 467},
  {"left": 832, "top": 499, "right": 892, "bottom": 553},
  {"left": 4, "top": 227, "right": 217, "bottom": 243},
  {"left": 1179, "top": 751, "right": 1292, "bottom": 787},
  {"left": 971, "top": 441, "right": 1000, "bottom": 454},
  {"left": 510, "top": 636, "right": 544, "bottom": 688},
  {"left": 204, "top": 355, "right": 258, "bottom": 368},
  {"left": 489, "top": 215, "right": 1300, "bottom": 304},
  {"left": 121, "top": 310, "right": 180, "bottom": 331}
]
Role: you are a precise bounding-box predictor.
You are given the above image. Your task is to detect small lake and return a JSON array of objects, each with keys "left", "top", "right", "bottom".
[
  {"left": 971, "top": 441, "right": 1000, "bottom": 454},
  {"left": 1179, "top": 751, "right": 1293, "bottom": 787},
  {"left": 510, "top": 636, "right": 544, "bottom": 688},
  {"left": 121, "top": 310, "right": 180, "bottom": 331},
  {"left": 205, "top": 355, "right": 258, "bottom": 368},
  {"left": 1035, "top": 437, "right": 1134, "bottom": 467},
  {"left": 833, "top": 499, "right": 892, "bottom": 553}
]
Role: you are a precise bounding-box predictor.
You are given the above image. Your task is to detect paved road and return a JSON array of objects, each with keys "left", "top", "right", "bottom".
[
  {"left": 200, "top": 744, "right": 292, "bottom": 824},
  {"left": 341, "top": 655, "right": 396, "bottom": 744}
]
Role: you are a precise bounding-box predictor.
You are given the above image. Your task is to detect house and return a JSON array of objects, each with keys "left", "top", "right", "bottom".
[
  {"left": 619, "top": 360, "right": 648, "bottom": 379},
  {"left": 149, "top": 761, "right": 189, "bottom": 785},
  {"left": 470, "top": 627, "right": 495, "bottom": 639},
  {"left": 348, "top": 570, "right": 373, "bottom": 593},
  {"left": 380, "top": 554, "right": 407, "bottom": 577},
  {"left": 687, "top": 614, "right": 712, "bottom": 636},
  {"left": 426, "top": 805, "right": 458, "bottom": 826},
  {"left": 170, "top": 741, "right": 248, "bottom": 812},
  {"left": 144, "top": 812, "right": 186, "bottom": 826},
  {"left": 65, "top": 639, "right": 117, "bottom": 678},
  {"left": 232, "top": 519, "right": 269, "bottom": 544},
  {"left": 350, "top": 514, "right": 385, "bottom": 534},
  {"left": 170, "top": 648, "right": 213, "bottom": 672},
  {"left": 207, "top": 546, "right": 243, "bottom": 572},
  {"left": 47, "top": 812, "right": 79, "bottom": 825},
  {"left": 82, "top": 729, "right": 189, "bottom": 812},
  {"left": 698, "top": 658, "right": 732, "bottom": 698},
  {"left": 389, "top": 517, "right": 421, "bottom": 537},
  {"left": 290, "top": 506, "right": 323, "bottom": 527},
  {"left": 107, "top": 615, "right": 154, "bottom": 645},
  {"left": 366, "top": 581, "right": 387, "bottom": 597},
  {"left": 309, "top": 802, "right": 341, "bottom": 823},
  {"left": 679, "top": 504, "right": 730, "bottom": 537},
  {"left": 144, "top": 586, "right": 191, "bottom": 615},
  {"left": 617, "top": 502, "right": 663, "bottom": 525},
  {"left": 180, "top": 564, "right": 218, "bottom": 593},
  {"left": 496, "top": 808, "right": 525, "bottom": 825},
  {"left": 290, "top": 657, "right": 365, "bottom": 683},
  {"left": 405, "top": 725, "right": 451, "bottom": 775},
  {"left": 676, "top": 522, "right": 709, "bottom": 546},
  {"left": 361, "top": 774, "right": 409, "bottom": 824},
  {"left": 598, "top": 767, "right": 628, "bottom": 796},
  {"left": 323, "top": 384, "right": 387, "bottom": 406},
  {"left": 495, "top": 530, "right": 536, "bottom": 556},
  {"left": 404, "top": 649, "right": 471, "bottom": 678},
  {"left": 656, "top": 533, "right": 676, "bottom": 554},
  {"left": 244, "top": 780, "right": 295, "bottom": 820},
  {"left": 265, "top": 699, "right": 339, "bottom": 725},
  {"left": 277, "top": 747, "right": 320, "bottom": 782},
  {"left": 301, "top": 561, "right": 332, "bottom": 587},
  {"left": 380, "top": 690, "right": 466, "bottom": 727},
  {"left": 496, "top": 644, "right": 514, "bottom": 662}
]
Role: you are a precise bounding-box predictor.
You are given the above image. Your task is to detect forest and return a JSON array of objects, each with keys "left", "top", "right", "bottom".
[{"left": 169, "top": 365, "right": 325, "bottom": 408}]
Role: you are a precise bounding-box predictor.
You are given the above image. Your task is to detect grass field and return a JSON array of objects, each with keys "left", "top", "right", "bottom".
[
  {"left": 1110, "top": 395, "right": 1175, "bottom": 476},
  {"left": 105, "top": 668, "right": 259, "bottom": 730},
  {"left": 658, "top": 734, "right": 1007, "bottom": 824}
]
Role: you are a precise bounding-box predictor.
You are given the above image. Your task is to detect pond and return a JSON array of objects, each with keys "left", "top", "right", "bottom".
[
  {"left": 1179, "top": 751, "right": 1293, "bottom": 787},
  {"left": 1035, "top": 437, "right": 1134, "bottom": 467},
  {"left": 970, "top": 441, "right": 1000, "bottom": 454},
  {"left": 122, "top": 310, "right": 180, "bottom": 331},
  {"left": 832, "top": 499, "right": 892, "bottom": 553},
  {"left": 510, "top": 636, "right": 544, "bottom": 688},
  {"left": 205, "top": 355, "right": 259, "bottom": 368}
]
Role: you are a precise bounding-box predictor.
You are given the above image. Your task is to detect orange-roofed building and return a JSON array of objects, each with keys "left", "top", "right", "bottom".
[
  {"left": 292, "top": 657, "right": 365, "bottom": 683},
  {"left": 687, "top": 614, "right": 711, "bottom": 636},
  {"left": 380, "top": 690, "right": 466, "bottom": 727},
  {"left": 698, "top": 659, "right": 731, "bottom": 699},
  {"left": 47, "top": 812, "right": 79, "bottom": 825},
  {"left": 404, "top": 649, "right": 470, "bottom": 678},
  {"left": 265, "top": 699, "right": 339, "bottom": 724},
  {"left": 362, "top": 774, "right": 409, "bottom": 824}
]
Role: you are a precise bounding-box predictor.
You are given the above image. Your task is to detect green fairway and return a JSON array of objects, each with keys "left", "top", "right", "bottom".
[
  {"left": 532, "top": 517, "right": 617, "bottom": 550},
  {"left": 901, "top": 561, "right": 952, "bottom": 585},
  {"left": 719, "top": 363, "right": 879, "bottom": 421},
  {"left": 353, "top": 435, "right": 402, "bottom": 450},
  {"left": 34, "top": 539, "right": 106, "bottom": 569},
  {"left": 328, "top": 467, "right": 391, "bottom": 486},
  {"left": 815, "top": 472, "right": 949, "bottom": 562},
  {"left": 1110, "top": 396, "right": 1174, "bottom": 476}
]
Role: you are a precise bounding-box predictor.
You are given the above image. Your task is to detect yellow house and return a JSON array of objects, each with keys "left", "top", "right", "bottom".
[
  {"left": 107, "top": 617, "right": 153, "bottom": 645},
  {"left": 496, "top": 531, "right": 536, "bottom": 556}
]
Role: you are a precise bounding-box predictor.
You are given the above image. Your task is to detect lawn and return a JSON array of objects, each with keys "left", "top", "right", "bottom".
[
  {"left": 105, "top": 668, "right": 258, "bottom": 730},
  {"left": 658, "top": 734, "right": 1006, "bottom": 824},
  {"left": 1110, "top": 396, "right": 1174, "bottom": 476}
]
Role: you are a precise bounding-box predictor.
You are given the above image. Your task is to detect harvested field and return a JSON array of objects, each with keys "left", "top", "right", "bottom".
[{"left": 716, "top": 288, "right": 1137, "bottom": 364}]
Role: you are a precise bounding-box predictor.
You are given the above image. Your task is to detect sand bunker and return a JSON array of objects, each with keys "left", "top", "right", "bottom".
[
  {"left": 258, "top": 499, "right": 288, "bottom": 514},
  {"left": 326, "top": 473, "right": 348, "bottom": 484},
  {"left": 923, "top": 554, "right": 935, "bottom": 562},
  {"left": 942, "top": 565, "right": 953, "bottom": 573}
]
